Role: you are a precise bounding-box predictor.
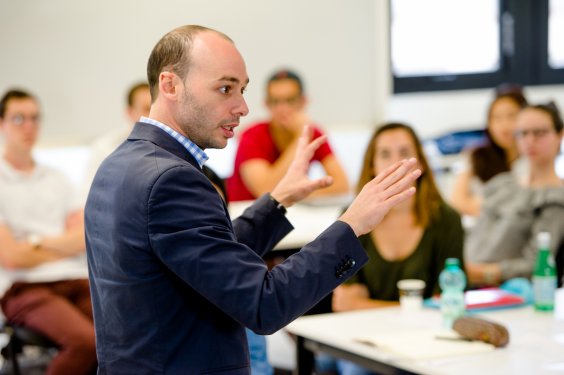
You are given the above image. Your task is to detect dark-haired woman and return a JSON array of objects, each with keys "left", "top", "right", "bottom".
[{"left": 451, "top": 90, "right": 528, "bottom": 217}]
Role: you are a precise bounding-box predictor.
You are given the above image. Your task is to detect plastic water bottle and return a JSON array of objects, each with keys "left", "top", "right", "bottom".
[
  {"left": 439, "top": 258, "right": 466, "bottom": 328},
  {"left": 533, "top": 232, "right": 557, "bottom": 311}
]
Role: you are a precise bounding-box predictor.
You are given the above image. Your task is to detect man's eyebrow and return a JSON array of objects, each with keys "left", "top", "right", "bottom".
[{"left": 218, "top": 76, "right": 250, "bottom": 85}]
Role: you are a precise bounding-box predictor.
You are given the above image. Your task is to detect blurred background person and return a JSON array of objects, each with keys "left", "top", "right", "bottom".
[
  {"left": 451, "top": 85, "right": 528, "bottom": 217},
  {"left": 0, "top": 89, "right": 96, "bottom": 375},
  {"left": 465, "top": 102, "right": 564, "bottom": 287},
  {"left": 227, "top": 69, "right": 349, "bottom": 202},
  {"left": 81, "top": 82, "right": 151, "bottom": 201},
  {"left": 317, "top": 123, "right": 464, "bottom": 375}
]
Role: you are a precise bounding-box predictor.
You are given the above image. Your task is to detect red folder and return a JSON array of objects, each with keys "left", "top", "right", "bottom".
[{"left": 425, "top": 288, "right": 526, "bottom": 311}]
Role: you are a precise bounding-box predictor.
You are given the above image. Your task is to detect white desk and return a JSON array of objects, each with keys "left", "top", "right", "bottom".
[
  {"left": 228, "top": 200, "right": 346, "bottom": 250},
  {"left": 285, "top": 306, "right": 564, "bottom": 375}
]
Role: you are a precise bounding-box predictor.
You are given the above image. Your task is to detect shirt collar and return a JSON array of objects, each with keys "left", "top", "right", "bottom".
[{"left": 139, "top": 116, "right": 209, "bottom": 168}]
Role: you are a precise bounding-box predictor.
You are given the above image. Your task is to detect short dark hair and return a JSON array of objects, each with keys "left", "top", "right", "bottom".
[
  {"left": 146, "top": 25, "right": 232, "bottom": 102},
  {"left": 126, "top": 82, "right": 149, "bottom": 107},
  {"left": 266, "top": 69, "right": 304, "bottom": 95},
  {"left": 0, "top": 89, "right": 36, "bottom": 118},
  {"left": 529, "top": 101, "right": 564, "bottom": 133}
]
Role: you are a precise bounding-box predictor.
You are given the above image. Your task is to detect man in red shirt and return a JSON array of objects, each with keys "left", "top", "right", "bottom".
[{"left": 227, "top": 70, "right": 349, "bottom": 201}]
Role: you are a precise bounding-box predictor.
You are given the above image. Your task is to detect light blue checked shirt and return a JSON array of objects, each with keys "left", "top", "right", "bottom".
[{"left": 139, "top": 116, "right": 209, "bottom": 168}]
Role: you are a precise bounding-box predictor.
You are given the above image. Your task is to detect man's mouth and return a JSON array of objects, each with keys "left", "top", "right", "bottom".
[{"left": 221, "top": 124, "right": 237, "bottom": 138}]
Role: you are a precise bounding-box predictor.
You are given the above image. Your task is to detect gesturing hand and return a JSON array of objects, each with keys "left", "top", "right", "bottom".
[
  {"left": 339, "top": 158, "right": 421, "bottom": 236},
  {"left": 270, "top": 125, "right": 333, "bottom": 207}
]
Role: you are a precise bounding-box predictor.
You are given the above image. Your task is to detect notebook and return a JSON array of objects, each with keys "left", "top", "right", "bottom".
[{"left": 424, "top": 288, "right": 526, "bottom": 311}]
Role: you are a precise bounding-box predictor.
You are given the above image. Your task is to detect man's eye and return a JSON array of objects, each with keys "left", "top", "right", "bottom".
[
  {"left": 241, "top": 87, "right": 247, "bottom": 95},
  {"left": 220, "top": 86, "right": 232, "bottom": 94}
]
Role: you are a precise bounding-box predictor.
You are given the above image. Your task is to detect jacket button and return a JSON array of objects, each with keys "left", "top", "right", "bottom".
[{"left": 345, "top": 259, "right": 356, "bottom": 269}]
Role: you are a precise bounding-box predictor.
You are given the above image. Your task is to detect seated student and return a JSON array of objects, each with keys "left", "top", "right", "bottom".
[
  {"left": 451, "top": 85, "right": 528, "bottom": 217},
  {"left": 0, "top": 89, "right": 96, "bottom": 375},
  {"left": 317, "top": 123, "right": 464, "bottom": 375},
  {"left": 465, "top": 102, "right": 564, "bottom": 287},
  {"left": 227, "top": 69, "right": 349, "bottom": 201}
]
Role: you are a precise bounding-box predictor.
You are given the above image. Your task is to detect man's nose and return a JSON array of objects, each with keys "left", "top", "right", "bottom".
[{"left": 235, "top": 96, "right": 249, "bottom": 117}]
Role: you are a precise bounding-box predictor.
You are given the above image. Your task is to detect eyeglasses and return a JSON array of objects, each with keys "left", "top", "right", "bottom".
[
  {"left": 513, "top": 127, "right": 554, "bottom": 139},
  {"left": 4, "top": 113, "right": 41, "bottom": 126},
  {"left": 266, "top": 95, "right": 302, "bottom": 107}
]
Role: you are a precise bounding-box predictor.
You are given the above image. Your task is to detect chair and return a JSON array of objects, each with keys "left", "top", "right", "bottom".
[{"left": 0, "top": 322, "right": 57, "bottom": 375}]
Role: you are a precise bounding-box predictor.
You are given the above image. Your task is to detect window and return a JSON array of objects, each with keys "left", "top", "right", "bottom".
[
  {"left": 548, "top": 0, "right": 564, "bottom": 68},
  {"left": 391, "top": 0, "right": 564, "bottom": 93}
]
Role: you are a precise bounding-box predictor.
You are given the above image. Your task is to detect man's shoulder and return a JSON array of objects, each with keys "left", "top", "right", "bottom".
[{"left": 118, "top": 138, "right": 199, "bottom": 175}]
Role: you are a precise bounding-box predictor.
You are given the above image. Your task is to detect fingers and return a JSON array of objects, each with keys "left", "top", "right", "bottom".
[
  {"left": 378, "top": 167, "right": 421, "bottom": 201},
  {"left": 304, "top": 134, "right": 327, "bottom": 154},
  {"left": 297, "top": 124, "right": 314, "bottom": 145},
  {"left": 299, "top": 176, "right": 334, "bottom": 199},
  {"left": 373, "top": 158, "right": 417, "bottom": 188},
  {"left": 294, "top": 127, "right": 327, "bottom": 167},
  {"left": 312, "top": 175, "right": 333, "bottom": 190},
  {"left": 380, "top": 185, "right": 416, "bottom": 211}
]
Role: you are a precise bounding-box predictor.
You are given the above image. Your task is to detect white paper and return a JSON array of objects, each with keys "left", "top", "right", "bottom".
[{"left": 354, "top": 329, "right": 495, "bottom": 360}]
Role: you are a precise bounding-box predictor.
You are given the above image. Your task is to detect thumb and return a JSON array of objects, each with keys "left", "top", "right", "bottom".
[{"left": 309, "top": 176, "right": 333, "bottom": 191}]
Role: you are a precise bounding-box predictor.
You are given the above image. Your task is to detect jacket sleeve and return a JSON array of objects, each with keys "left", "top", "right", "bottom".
[
  {"left": 148, "top": 166, "right": 368, "bottom": 334},
  {"left": 231, "top": 194, "right": 294, "bottom": 257}
]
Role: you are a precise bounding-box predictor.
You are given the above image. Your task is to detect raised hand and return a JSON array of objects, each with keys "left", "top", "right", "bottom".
[
  {"left": 339, "top": 158, "right": 421, "bottom": 236},
  {"left": 270, "top": 125, "right": 333, "bottom": 207}
]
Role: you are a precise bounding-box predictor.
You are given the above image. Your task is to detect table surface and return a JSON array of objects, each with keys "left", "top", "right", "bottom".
[
  {"left": 285, "top": 305, "right": 564, "bottom": 375},
  {"left": 228, "top": 199, "right": 347, "bottom": 250}
]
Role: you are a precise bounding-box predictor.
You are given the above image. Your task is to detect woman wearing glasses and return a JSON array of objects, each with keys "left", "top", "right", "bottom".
[{"left": 465, "top": 102, "right": 564, "bottom": 287}]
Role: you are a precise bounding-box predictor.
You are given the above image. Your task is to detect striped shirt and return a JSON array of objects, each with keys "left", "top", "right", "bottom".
[{"left": 140, "top": 116, "right": 209, "bottom": 168}]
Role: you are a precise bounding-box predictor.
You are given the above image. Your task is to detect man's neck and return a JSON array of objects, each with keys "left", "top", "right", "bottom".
[{"left": 148, "top": 106, "right": 188, "bottom": 139}]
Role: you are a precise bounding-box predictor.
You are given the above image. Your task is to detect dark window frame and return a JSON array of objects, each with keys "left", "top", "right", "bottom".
[{"left": 391, "top": 0, "right": 564, "bottom": 93}]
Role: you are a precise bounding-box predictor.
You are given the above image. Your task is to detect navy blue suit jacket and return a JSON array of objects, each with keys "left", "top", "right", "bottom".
[{"left": 85, "top": 122, "right": 368, "bottom": 374}]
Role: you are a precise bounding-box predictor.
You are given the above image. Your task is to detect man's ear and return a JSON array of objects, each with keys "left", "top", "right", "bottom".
[{"left": 158, "top": 72, "right": 179, "bottom": 101}]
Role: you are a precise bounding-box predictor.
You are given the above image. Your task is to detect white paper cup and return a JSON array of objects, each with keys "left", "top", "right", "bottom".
[{"left": 397, "top": 279, "right": 426, "bottom": 312}]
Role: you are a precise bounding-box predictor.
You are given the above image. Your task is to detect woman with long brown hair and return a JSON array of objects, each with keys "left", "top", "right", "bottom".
[
  {"left": 332, "top": 123, "right": 464, "bottom": 311},
  {"left": 316, "top": 123, "right": 464, "bottom": 375}
]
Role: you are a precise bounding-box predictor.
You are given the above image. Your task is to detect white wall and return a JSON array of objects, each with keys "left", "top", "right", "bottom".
[
  {"left": 1, "top": 0, "right": 563, "bottom": 146},
  {"left": 0, "top": 0, "right": 376, "bottom": 144}
]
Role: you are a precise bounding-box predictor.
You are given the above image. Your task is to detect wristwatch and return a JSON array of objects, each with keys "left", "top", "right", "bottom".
[
  {"left": 268, "top": 194, "right": 287, "bottom": 215},
  {"left": 27, "top": 234, "right": 42, "bottom": 250}
]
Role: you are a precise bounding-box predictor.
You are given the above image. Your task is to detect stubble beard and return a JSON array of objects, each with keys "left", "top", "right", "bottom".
[{"left": 178, "top": 90, "right": 221, "bottom": 150}]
